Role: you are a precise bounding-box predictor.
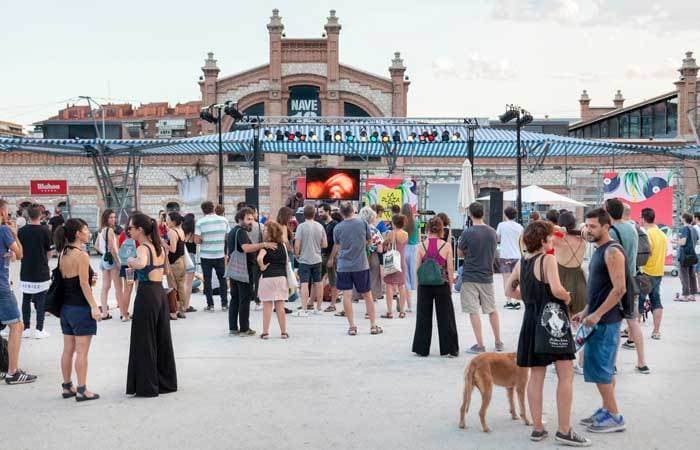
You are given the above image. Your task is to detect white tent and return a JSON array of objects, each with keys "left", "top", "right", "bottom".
[{"left": 477, "top": 185, "right": 586, "bottom": 207}]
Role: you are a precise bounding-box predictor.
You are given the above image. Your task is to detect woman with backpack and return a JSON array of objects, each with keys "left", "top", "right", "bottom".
[
  {"left": 411, "top": 216, "right": 459, "bottom": 357},
  {"left": 117, "top": 224, "right": 138, "bottom": 321}
]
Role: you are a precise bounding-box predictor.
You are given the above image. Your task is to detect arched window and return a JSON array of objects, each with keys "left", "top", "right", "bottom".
[{"left": 344, "top": 102, "right": 370, "bottom": 117}]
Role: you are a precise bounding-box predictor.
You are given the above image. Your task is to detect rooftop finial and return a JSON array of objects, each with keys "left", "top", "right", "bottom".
[
  {"left": 390, "top": 51, "right": 405, "bottom": 70},
  {"left": 614, "top": 90, "right": 624, "bottom": 101},
  {"left": 202, "top": 52, "right": 219, "bottom": 73},
  {"left": 267, "top": 8, "right": 284, "bottom": 33},
  {"left": 579, "top": 90, "right": 590, "bottom": 101},
  {"left": 325, "top": 9, "right": 341, "bottom": 32}
]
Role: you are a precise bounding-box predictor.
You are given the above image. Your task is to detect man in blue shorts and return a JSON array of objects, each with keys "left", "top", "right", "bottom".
[
  {"left": 0, "top": 199, "right": 37, "bottom": 384},
  {"left": 574, "top": 208, "right": 626, "bottom": 433},
  {"left": 328, "top": 202, "right": 382, "bottom": 336}
]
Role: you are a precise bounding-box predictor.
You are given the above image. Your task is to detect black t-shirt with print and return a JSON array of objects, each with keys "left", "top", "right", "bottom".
[{"left": 18, "top": 224, "right": 53, "bottom": 282}]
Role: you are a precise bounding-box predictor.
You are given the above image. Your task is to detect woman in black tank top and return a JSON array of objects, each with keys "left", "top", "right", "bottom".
[
  {"left": 505, "top": 221, "right": 588, "bottom": 445},
  {"left": 55, "top": 218, "right": 101, "bottom": 402},
  {"left": 166, "top": 212, "right": 187, "bottom": 319},
  {"left": 181, "top": 212, "right": 197, "bottom": 313}
]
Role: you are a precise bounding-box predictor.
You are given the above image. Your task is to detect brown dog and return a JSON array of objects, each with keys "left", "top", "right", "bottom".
[{"left": 458, "top": 352, "right": 531, "bottom": 432}]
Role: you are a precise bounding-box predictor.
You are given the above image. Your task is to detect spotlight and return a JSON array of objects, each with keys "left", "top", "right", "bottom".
[
  {"left": 345, "top": 131, "right": 354, "bottom": 142},
  {"left": 334, "top": 131, "right": 343, "bottom": 142},
  {"left": 441, "top": 130, "right": 450, "bottom": 142},
  {"left": 223, "top": 103, "right": 243, "bottom": 121},
  {"left": 199, "top": 110, "right": 218, "bottom": 124},
  {"left": 276, "top": 130, "right": 284, "bottom": 141},
  {"left": 359, "top": 130, "right": 368, "bottom": 142},
  {"left": 407, "top": 132, "right": 416, "bottom": 143},
  {"left": 451, "top": 132, "right": 461, "bottom": 141},
  {"left": 286, "top": 131, "right": 295, "bottom": 141},
  {"left": 370, "top": 131, "right": 379, "bottom": 142},
  {"left": 309, "top": 131, "right": 317, "bottom": 141},
  {"left": 518, "top": 112, "right": 533, "bottom": 126},
  {"left": 324, "top": 129, "right": 332, "bottom": 142},
  {"left": 499, "top": 107, "right": 518, "bottom": 124},
  {"left": 381, "top": 131, "right": 390, "bottom": 143},
  {"left": 427, "top": 131, "right": 436, "bottom": 142},
  {"left": 392, "top": 130, "right": 401, "bottom": 143},
  {"left": 264, "top": 129, "right": 273, "bottom": 140},
  {"left": 419, "top": 132, "right": 427, "bottom": 143}
]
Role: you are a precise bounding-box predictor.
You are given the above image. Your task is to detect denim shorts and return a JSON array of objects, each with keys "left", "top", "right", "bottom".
[
  {"left": 336, "top": 269, "right": 371, "bottom": 294},
  {"left": 0, "top": 288, "right": 21, "bottom": 325},
  {"left": 100, "top": 259, "right": 116, "bottom": 271},
  {"left": 60, "top": 304, "right": 97, "bottom": 336},
  {"left": 298, "top": 263, "right": 322, "bottom": 284},
  {"left": 583, "top": 321, "right": 621, "bottom": 384}
]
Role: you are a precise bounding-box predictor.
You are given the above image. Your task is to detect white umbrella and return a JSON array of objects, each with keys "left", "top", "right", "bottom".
[
  {"left": 477, "top": 185, "right": 586, "bottom": 207},
  {"left": 458, "top": 159, "right": 476, "bottom": 214}
]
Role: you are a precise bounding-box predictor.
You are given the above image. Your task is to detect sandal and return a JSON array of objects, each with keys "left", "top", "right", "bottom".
[
  {"left": 399, "top": 312, "right": 406, "bottom": 319},
  {"left": 324, "top": 305, "right": 336, "bottom": 312},
  {"left": 348, "top": 326, "right": 358, "bottom": 336},
  {"left": 101, "top": 314, "right": 112, "bottom": 320},
  {"left": 334, "top": 311, "right": 346, "bottom": 317},
  {"left": 260, "top": 333, "right": 269, "bottom": 340},
  {"left": 76, "top": 385, "right": 100, "bottom": 402},
  {"left": 651, "top": 332, "right": 661, "bottom": 340},
  {"left": 380, "top": 313, "right": 394, "bottom": 319},
  {"left": 370, "top": 325, "right": 384, "bottom": 335},
  {"left": 62, "top": 381, "right": 76, "bottom": 399},
  {"left": 176, "top": 311, "right": 186, "bottom": 319},
  {"left": 364, "top": 313, "right": 370, "bottom": 319},
  {"left": 281, "top": 332, "right": 289, "bottom": 339}
]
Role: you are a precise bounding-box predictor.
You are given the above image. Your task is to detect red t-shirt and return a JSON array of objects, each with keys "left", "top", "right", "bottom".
[{"left": 118, "top": 231, "right": 139, "bottom": 248}]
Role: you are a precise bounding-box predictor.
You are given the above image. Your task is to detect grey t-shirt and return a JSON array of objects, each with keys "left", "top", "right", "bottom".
[
  {"left": 611, "top": 221, "right": 638, "bottom": 275},
  {"left": 333, "top": 217, "right": 371, "bottom": 272},
  {"left": 295, "top": 220, "right": 326, "bottom": 265},
  {"left": 458, "top": 224, "right": 498, "bottom": 284}
]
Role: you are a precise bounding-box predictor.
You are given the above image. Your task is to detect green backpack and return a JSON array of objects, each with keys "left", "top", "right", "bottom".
[{"left": 417, "top": 241, "right": 447, "bottom": 286}]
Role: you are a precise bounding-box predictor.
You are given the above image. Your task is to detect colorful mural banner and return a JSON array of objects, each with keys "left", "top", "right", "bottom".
[
  {"left": 363, "top": 178, "right": 418, "bottom": 220},
  {"left": 603, "top": 170, "right": 674, "bottom": 263}
]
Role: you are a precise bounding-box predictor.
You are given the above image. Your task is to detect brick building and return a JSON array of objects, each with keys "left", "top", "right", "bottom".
[
  {"left": 1, "top": 10, "right": 698, "bottom": 226},
  {"left": 0, "top": 120, "right": 24, "bottom": 137}
]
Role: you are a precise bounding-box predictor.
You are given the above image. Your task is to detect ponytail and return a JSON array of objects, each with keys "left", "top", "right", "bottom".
[
  {"left": 54, "top": 218, "right": 88, "bottom": 253},
  {"left": 54, "top": 225, "right": 67, "bottom": 253},
  {"left": 150, "top": 218, "right": 163, "bottom": 257},
  {"left": 130, "top": 213, "right": 163, "bottom": 257}
]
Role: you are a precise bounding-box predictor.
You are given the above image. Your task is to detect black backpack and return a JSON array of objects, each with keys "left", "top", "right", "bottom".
[
  {"left": 0, "top": 335, "right": 8, "bottom": 375},
  {"left": 636, "top": 225, "right": 651, "bottom": 268},
  {"left": 609, "top": 243, "right": 635, "bottom": 319}
]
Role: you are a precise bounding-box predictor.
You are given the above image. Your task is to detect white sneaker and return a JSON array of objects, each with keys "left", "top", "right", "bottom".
[
  {"left": 0, "top": 328, "right": 8, "bottom": 338},
  {"left": 313, "top": 309, "right": 323, "bottom": 315},
  {"left": 22, "top": 328, "right": 33, "bottom": 339},
  {"left": 573, "top": 364, "right": 584, "bottom": 375},
  {"left": 294, "top": 310, "right": 309, "bottom": 317},
  {"left": 254, "top": 303, "right": 262, "bottom": 311},
  {"left": 34, "top": 329, "right": 50, "bottom": 339}
]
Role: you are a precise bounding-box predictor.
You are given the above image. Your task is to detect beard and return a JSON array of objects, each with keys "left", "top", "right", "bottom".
[{"left": 243, "top": 223, "right": 253, "bottom": 232}]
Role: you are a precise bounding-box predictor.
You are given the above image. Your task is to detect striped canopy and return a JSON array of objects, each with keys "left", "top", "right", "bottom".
[{"left": 1, "top": 125, "right": 698, "bottom": 159}]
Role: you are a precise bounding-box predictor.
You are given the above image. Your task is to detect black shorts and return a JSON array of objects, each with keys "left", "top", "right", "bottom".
[{"left": 60, "top": 304, "right": 97, "bottom": 336}]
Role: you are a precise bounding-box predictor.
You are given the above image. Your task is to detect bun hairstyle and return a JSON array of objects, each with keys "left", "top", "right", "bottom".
[
  {"left": 54, "top": 218, "right": 88, "bottom": 252},
  {"left": 168, "top": 211, "right": 183, "bottom": 226},
  {"left": 130, "top": 213, "right": 163, "bottom": 256},
  {"left": 427, "top": 216, "right": 444, "bottom": 235}
]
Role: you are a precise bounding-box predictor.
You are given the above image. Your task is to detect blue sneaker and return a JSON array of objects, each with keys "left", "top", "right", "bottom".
[
  {"left": 587, "top": 410, "right": 626, "bottom": 433},
  {"left": 579, "top": 408, "right": 605, "bottom": 427}
]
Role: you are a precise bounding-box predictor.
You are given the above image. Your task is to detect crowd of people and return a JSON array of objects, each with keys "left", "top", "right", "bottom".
[{"left": 0, "top": 193, "right": 695, "bottom": 446}]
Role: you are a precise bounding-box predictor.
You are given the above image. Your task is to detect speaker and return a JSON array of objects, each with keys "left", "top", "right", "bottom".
[
  {"left": 488, "top": 190, "right": 503, "bottom": 228},
  {"left": 245, "top": 188, "right": 257, "bottom": 206}
]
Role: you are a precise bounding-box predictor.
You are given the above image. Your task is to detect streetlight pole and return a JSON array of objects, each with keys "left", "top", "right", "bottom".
[
  {"left": 217, "top": 107, "right": 224, "bottom": 206},
  {"left": 499, "top": 105, "right": 531, "bottom": 225},
  {"left": 252, "top": 119, "right": 261, "bottom": 212}
]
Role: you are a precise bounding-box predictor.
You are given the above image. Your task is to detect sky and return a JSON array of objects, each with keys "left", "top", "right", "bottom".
[{"left": 2, "top": 0, "right": 699, "bottom": 128}]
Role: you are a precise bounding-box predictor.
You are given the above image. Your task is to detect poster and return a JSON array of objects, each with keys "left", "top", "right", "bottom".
[{"left": 603, "top": 171, "right": 674, "bottom": 263}]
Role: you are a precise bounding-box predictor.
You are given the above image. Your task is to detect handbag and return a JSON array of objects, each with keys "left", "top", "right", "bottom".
[
  {"left": 224, "top": 227, "right": 250, "bottom": 283},
  {"left": 44, "top": 253, "right": 65, "bottom": 317},
  {"left": 183, "top": 241, "right": 195, "bottom": 271},
  {"left": 283, "top": 245, "right": 299, "bottom": 291},
  {"left": 166, "top": 288, "right": 179, "bottom": 314},
  {"left": 383, "top": 233, "right": 402, "bottom": 276},
  {"left": 534, "top": 300, "right": 576, "bottom": 354},
  {"left": 102, "top": 230, "right": 114, "bottom": 265}
]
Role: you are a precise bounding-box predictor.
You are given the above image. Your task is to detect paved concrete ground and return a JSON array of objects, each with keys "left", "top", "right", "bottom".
[{"left": 3, "top": 257, "right": 698, "bottom": 449}]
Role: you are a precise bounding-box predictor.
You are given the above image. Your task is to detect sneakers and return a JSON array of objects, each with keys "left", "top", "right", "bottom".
[
  {"left": 5, "top": 369, "right": 38, "bottom": 385},
  {"left": 635, "top": 365, "right": 651, "bottom": 374},
  {"left": 0, "top": 327, "right": 8, "bottom": 338},
  {"left": 466, "top": 344, "right": 486, "bottom": 354},
  {"left": 495, "top": 341, "right": 505, "bottom": 352},
  {"left": 580, "top": 408, "right": 606, "bottom": 427},
  {"left": 620, "top": 329, "right": 629, "bottom": 338},
  {"left": 621, "top": 340, "right": 635, "bottom": 350},
  {"left": 573, "top": 363, "right": 585, "bottom": 376},
  {"left": 254, "top": 303, "right": 262, "bottom": 311},
  {"left": 239, "top": 329, "right": 256, "bottom": 337},
  {"left": 555, "top": 429, "right": 592, "bottom": 447},
  {"left": 505, "top": 302, "right": 521, "bottom": 310},
  {"left": 22, "top": 328, "right": 33, "bottom": 339},
  {"left": 221, "top": 305, "right": 229, "bottom": 311},
  {"left": 294, "top": 310, "right": 309, "bottom": 317},
  {"left": 205, "top": 305, "right": 215, "bottom": 312},
  {"left": 530, "top": 429, "right": 549, "bottom": 441},
  {"left": 229, "top": 330, "right": 240, "bottom": 336},
  {"left": 312, "top": 309, "right": 323, "bottom": 315},
  {"left": 34, "top": 329, "right": 50, "bottom": 339},
  {"left": 587, "top": 410, "right": 626, "bottom": 433}
]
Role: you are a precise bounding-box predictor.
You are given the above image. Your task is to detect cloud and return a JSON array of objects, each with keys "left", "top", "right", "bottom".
[
  {"left": 624, "top": 58, "right": 678, "bottom": 79},
  {"left": 551, "top": 71, "right": 604, "bottom": 83},
  {"left": 432, "top": 53, "right": 515, "bottom": 81},
  {"left": 490, "top": 0, "right": 698, "bottom": 33}
]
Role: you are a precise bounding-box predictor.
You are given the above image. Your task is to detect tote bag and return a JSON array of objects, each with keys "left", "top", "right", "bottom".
[
  {"left": 224, "top": 227, "right": 249, "bottom": 283},
  {"left": 183, "top": 243, "right": 195, "bottom": 271},
  {"left": 283, "top": 245, "right": 299, "bottom": 291},
  {"left": 383, "top": 233, "right": 402, "bottom": 276},
  {"left": 44, "top": 254, "right": 65, "bottom": 317},
  {"left": 534, "top": 300, "right": 576, "bottom": 354}
]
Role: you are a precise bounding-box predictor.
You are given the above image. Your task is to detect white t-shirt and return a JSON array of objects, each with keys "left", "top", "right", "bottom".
[{"left": 496, "top": 220, "right": 524, "bottom": 259}]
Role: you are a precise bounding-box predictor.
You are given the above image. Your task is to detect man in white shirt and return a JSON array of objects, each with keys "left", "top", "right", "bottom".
[
  {"left": 195, "top": 201, "right": 230, "bottom": 312},
  {"left": 496, "top": 207, "right": 524, "bottom": 310}
]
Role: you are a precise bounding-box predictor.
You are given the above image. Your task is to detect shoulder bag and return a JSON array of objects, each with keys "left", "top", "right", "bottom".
[
  {"left": 224, "top": 226, "right": 250, "bottom": 283},
  {"left": 383, "top": 232, "right": 402, "bottom": 276},
  {"left": 44, "top": 252, "right": 66, "bottom": 317},
  {"left": 283, "top": 245, "right": 299, "bottom": 291},
  {"left": 534, "top": 255, "right": 576, "bottom": 354}
]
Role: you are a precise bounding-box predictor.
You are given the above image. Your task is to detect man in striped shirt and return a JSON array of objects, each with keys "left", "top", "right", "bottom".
[{"left": 195, "top": 201, "right": 230, "bottom": 312}]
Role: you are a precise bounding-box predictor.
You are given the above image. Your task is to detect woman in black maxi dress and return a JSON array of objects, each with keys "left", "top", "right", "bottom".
[{"left": 126, "top": 213, "right": 177, "bottom": 397}]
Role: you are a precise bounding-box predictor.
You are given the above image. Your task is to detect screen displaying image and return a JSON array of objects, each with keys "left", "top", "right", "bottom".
[{"left": 305, "top": 168, "right": 360, "bottom": 201}]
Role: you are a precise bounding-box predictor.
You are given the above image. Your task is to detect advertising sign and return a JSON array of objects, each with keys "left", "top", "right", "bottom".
[
  {"left": 288, "top": 86, "right": 321, "bottom": 117},
  {"left": 30, "top": 180, "right": 68, "bottom": 196}
]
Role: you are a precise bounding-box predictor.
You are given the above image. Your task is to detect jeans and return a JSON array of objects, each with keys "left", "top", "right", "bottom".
[
  {"left": 404, "top": 244, "right": 418, "bottom": 291},
  {"left": 229, "top": 279, "right": 252, "bottom": 332},
  {"left": 22, "top": 291, "right": 47, "bottom": 331},
  {"left": 201, "top": 257, "right": 227, "bottom": 307},
  {"left": 639, "top": 275, "right": 663, "bottom": 312},
  {"left": 679, "top": 264, "right": 697, "bottom": 296}
]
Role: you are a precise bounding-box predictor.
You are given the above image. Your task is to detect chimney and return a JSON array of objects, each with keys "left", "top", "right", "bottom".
[
  {"left": 579, "top": 90, "right": 591, "bottom": 121},
  {"left": 675, "top": 51, "right": 699, "bottom": 138},
  {"left": 613, "top": 90, "right": 625, "bottom": 109}
]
